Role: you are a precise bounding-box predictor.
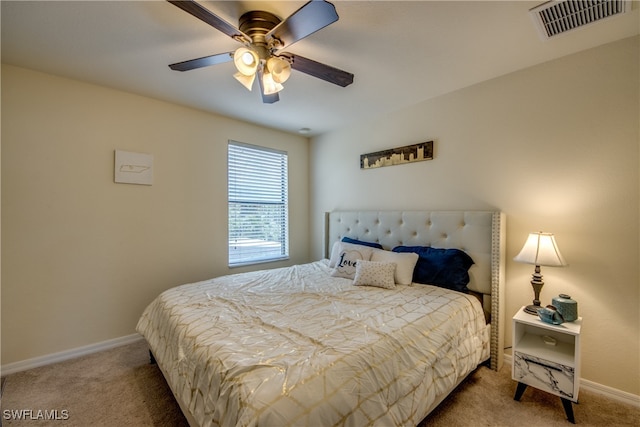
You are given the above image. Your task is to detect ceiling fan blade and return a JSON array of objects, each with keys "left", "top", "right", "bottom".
[
  {"left": 266, "top": 0, "right": 338, "bottom": 50},
  {"left": 167, "top": 0, "right": 249, "bottom": 41},
  {"left": 257, "top": 69, "right": 280, "bottom": 104},
  {"left": 169, "top": 52, "right": 233, "bottom": 71},
  {"left": 286, "top": 54, "right": 354, "bottom": 87}
]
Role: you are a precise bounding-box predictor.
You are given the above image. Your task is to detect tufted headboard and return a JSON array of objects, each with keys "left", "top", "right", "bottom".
[{"left": 325, "top": 210, "right": 505, "bottom": 370}]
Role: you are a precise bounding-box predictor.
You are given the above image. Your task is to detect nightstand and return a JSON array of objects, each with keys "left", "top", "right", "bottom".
[{"left": 512, "top": 306, "right": 582, "bottom": 423}]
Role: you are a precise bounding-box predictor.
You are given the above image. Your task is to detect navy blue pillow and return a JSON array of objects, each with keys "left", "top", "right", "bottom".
[
  {"left": 341, "top": 237, "right": 383, "bottom": 249},
  {"left": 392, "top": 246, "right": 474, "bottom": 292}
]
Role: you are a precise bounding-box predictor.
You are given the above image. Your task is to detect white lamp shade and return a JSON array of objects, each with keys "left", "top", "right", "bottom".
[
  {"left": 233, "top": 47, "right": 258, "bottom": 76},
  {"left": 266, "top": 57, "right": 291, "bottom": 83},
  {"left": 233, "top": 72, "right": 255, "bottom": 91},
  {"left": 261, "top": 72, "right": 284, "bottom": 95},
  {"left": 514, "top": 232, "right": 567, "bottom": 267}
]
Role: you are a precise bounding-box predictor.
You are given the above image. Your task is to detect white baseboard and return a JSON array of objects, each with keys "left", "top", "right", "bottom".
[
  {"left": 503, "top": 354, "right": 640, "bottom": 408},
  {"left": 1, "top": 333, "right": 144, "bottom": 377},
  {"left": 579, "top": 378, "right": 640, "bottom": 408}
]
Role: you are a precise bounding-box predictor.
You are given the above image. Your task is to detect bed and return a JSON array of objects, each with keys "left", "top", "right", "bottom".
[{"left": 136, "top": 210, "right": 505, "bottom": 426}]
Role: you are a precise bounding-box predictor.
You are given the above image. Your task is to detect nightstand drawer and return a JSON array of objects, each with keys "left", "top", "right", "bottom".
[{"left": 513, "top": 352, "right": 575, "bottom": 400}]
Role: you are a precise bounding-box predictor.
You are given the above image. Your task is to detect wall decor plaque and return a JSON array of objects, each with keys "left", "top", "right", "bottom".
[
  {"left": 360, "top": 141, "right": 433, "bottom": 169},
  {"left": 114, "top": 150, "right": 153, "bottom": 185}
]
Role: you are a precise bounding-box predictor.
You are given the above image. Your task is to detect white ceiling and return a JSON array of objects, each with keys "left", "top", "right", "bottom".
[{"left": 2, "top": 1, "right": 638, "bottom": 136}]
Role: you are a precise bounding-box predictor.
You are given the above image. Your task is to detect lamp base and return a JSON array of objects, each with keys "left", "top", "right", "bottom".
[{"left": 523, "top": 304, "right": 542, "bottom": 315}]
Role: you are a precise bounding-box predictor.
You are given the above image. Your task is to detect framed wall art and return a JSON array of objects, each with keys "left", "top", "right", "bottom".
[
  {"left": 360, "top": 141, "right": 433, "bottom": 169},
  {"left": 114, "top": 150, "right": 153, "bottom": 185}
]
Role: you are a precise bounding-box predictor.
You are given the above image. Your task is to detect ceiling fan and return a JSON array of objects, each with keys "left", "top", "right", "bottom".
[{"left": 167, "top": 0, "right": 354, "bottom": 104}]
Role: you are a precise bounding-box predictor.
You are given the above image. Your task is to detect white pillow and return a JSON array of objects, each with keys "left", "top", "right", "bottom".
[
  {"left": 371, "top": 250, "right": 419, "bottom": 285},
  {"left": 329, "top": 241, "right": 375, "bottom": 268},
  {"left": 330, "top": 243, "right": 375, "bottom": 279},
  {"left": 328, "top": 241, "right": 342, "bottom": 267},
  {"left": 353, "top": 260, "right": 397, "bottom": 289}
]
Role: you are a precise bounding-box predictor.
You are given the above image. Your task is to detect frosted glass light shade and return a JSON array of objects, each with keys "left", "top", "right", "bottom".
[
  {"left": 233, "top": 47, "right": 258, "bottom": 76},
  {"left": 266, "top": 57, "right": 291, "bottom": 83},
  {"left": 514, "top": 232, "right": 567, "bottom": 267},
  {"left": 234, "top": 72, "right": 255, "bottom": 91},
  {"left": 261, "top": 72, "right": 284, "bottom": 95}
]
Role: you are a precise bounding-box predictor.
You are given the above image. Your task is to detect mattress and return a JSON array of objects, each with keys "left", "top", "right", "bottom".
[{"left": 136, "top": 260, "right": 490, "bottom": 427}]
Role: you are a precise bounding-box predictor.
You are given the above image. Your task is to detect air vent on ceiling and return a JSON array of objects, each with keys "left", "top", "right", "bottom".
[{"left": 530, "top": 0, "right": 631, "bottom": 39}]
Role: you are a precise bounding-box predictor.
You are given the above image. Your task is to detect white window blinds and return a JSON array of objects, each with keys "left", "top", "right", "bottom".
[{"left": 228, "top": 141, "right": 289, "bottom": 266}]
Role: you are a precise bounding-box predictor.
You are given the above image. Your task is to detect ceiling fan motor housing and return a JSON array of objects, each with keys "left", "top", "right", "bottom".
[{"left": 239, "top": 11, "right": 282, "bottom": 58}]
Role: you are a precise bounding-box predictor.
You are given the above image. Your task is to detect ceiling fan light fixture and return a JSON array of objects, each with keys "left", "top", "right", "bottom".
[
  {"left": 233, "top": 47, "right": 259, "bottom": 76},
  {"left": 167, "top": 0, "right": 354, "bottom": 104},
  {"left": 234, "top": 72, "right": 255, "bottom": 91},
  {"left": 266, "top": 57, "right": 291, "bottom": 84},
  {"left": 261, "top": 72, "right": 284, "bottom": 95}
]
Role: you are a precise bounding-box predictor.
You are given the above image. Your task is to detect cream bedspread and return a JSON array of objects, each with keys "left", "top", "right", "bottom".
[{"left": 136, "top": 260, "right": 489, "bottom": 427}]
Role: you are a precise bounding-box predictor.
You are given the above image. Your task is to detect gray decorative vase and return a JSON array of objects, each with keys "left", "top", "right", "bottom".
[{"left": 552, "top": 294, "right": 578, "bottom": 322}]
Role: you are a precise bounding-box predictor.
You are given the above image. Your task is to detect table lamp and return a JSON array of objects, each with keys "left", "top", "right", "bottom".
[{"left": 514, "top": 232, "right": 568, "bottom": 315}]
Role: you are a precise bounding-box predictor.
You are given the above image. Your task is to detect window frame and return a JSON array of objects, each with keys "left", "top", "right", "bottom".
[{"left": 227, "top": 140, "right": 289, "bottom": 267}]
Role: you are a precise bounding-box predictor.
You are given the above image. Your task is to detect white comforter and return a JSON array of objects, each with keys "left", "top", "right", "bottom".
[{"left": 136, "top": 260, "right": 489, "bottom": 427}]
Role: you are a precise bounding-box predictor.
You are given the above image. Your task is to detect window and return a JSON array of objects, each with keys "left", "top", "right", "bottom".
[{"left": 228, "top": 141, "right": 289, "bottom": 266}]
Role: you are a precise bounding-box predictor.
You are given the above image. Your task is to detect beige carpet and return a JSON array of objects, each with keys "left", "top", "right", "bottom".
[{"left": 1, "top": 339, "right": 638, "bottom": 426}]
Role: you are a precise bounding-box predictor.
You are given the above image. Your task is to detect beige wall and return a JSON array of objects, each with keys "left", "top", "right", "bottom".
[
  {"left": 2, "top": 36, "right": 639, "bottom": 396},
  {"left": 310, "top": 36, "right": 639, "bottom": 395},
  {"left": 1, "top": 65, "right": 309, "bottom": 364}
]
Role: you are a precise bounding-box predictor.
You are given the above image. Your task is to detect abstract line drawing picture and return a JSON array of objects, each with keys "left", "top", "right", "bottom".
[
  {"left": 114, "top": 150, "right": 153, "bottom": 185},
  {"left": 360, "top": 141, "right": 433, "bottom": 169}
]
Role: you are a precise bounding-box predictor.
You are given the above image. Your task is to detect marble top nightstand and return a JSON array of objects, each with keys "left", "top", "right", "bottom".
[{"left": 512, "top": 306, "right": 582, "bottom": 423}]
